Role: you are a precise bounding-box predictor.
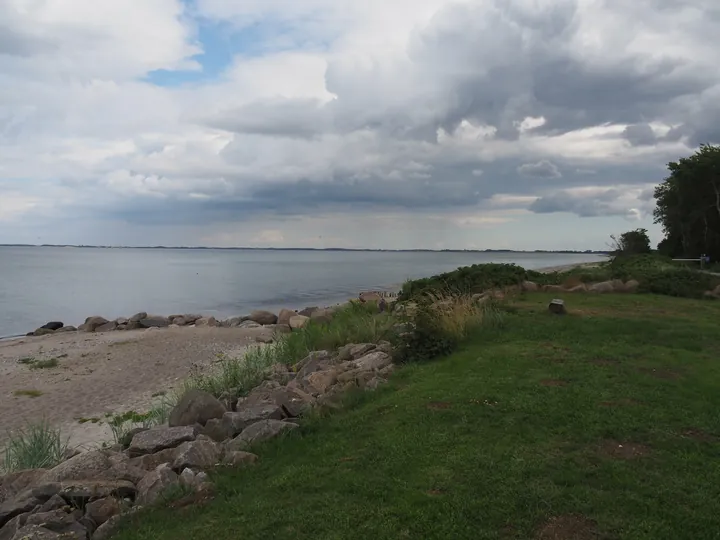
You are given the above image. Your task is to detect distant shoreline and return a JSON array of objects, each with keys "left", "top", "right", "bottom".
[{"left": 0, "top": 244, "right": 609, "bottom": 254}]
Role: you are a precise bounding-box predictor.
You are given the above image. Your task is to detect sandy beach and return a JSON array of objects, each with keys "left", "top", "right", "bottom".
[{"left": 0, "top": 325, "right": 274, "bottom": 449}]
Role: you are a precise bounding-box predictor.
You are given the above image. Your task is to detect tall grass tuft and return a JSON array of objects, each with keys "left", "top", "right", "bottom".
[{"left": 2, "top": 420, "right": 69, "bottom": 473}]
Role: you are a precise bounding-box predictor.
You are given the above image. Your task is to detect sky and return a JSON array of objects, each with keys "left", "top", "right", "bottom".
[{"left": 1, "top": 0, "right": 718, "bottom": 250}]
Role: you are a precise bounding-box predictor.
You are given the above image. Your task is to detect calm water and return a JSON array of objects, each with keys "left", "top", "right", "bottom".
[{"left": 0, "top": 247, "right": 605, "bottom": 338}]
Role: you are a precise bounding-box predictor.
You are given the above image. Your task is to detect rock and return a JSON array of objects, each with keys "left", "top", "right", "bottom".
[
  {"left": 304, "top": 370, "right": 338, "bottom": 394},
  {"left": 226, "top": 317, "right": 242, "bottom": 327},
  {"left": 266, "top": 324, "right": 291, "bottom": 335},
  {"left": 298, "top": 307, "right": 318, "bottom": 317},
  {"left": 138, "top": 317, "right": 169, "bottom": 329},
  {"left": 41, "top": 451, "right": 130, "bottom": 483},
  {"left": 277, "top": 309, "right": 297, "bottom": 325},
  {"left": 243, "top": 382, "right": 315, "bottom": 418},
  {"left": 58, "top": 480, "right": 136, "bottom": 502},
  {"left": 590, "top": 281, "right": 615, "bottom": 293},
  {"left": 128, "top": 426, "right": 198, "bottom": 456},
  {"left": 32, "top": 328, "right": 56, "bottom": 337},
  {"left": 1, "top": 470, "right": 48, "bottom": 505},
  {"left": 15, "top": 509, "right": 88, "bottom": 539},
  {"left": 225, "top": 420, "right": 299, "bottom": 451},
  {"left": 237, "top": 320, "right": 261, "bottom": 329},
  {"left": 55, "top": 326, "right": 77, "bottom": 333},
  {"left": 294, "top": 351, "right": 334, "bottom": 378},
  {"left": 182, "top": 314, "right": 202, "bottom": 324},
  {"left": 37, "top": 495, "right": 66, "bottom": 513},
  {"left": 200, "top": 419, "right": 232, "bottom": 443},
  {"left": 124, "top": 320, "right": 142, "bottom": 331},
  {"left": 178, "top": 468, "right": 196, "bottom": 488},
  {"left": 0, "top": 512, "right": 30, "bottom": 540},
  {"left": 365, "top": 377, "right": 387, "bottom": 390},
  {"left": 171, "top": 440, "right": 221, "bottom": 471},
  {"left": 0, "top": 491, "right": 44, "bottom": 528},
  {"left": 95, "top": 321, "right": 118, "bottom": 332},
  {"left": 567, "top": 284, "right": 587, "bottom": 293},
  {"left": 129, "top": 312, "right": 147, "bottom": 323},
  {"left": 354, "top": 351, "right": 392, "bottom": 371},
  {"left": 248, "top": 310, "right": 278, "bottom": 325},
  {"left": 136, "top": 465, "right": 179, "bottom": 506},
  {"left": 172, "top": 317, "right": 187, "bottom": 327},
  {"left": 169, "top": 389, "right": 227, "bottom": 428},
  {"left": 114, "top": 317, "right": 129, "bottom": 325},
  {"left": 522, "top": 281, "right": 538, "bottom": 291},
  {"left": 255, "top": 335, "right": 274, "bottom": 344},
  {"left": 548, "top": 299, "right": 566, "bottom": 315},
  {"left": 288, "top": 315, "right": 309, "bottom": 330},
  {"left": 40, "top": 322, "right": 63, "bottom": 331},
  {"left": 194, "top": 317, "right": 217, "bottom": 327},
  {"left": 309, "top": 308, "right": 334, "bottom": 324},
  {"left": 624, "top": 279, "right": 640, "bottom": 293},
  {"left": 222, "top": 451, "right": 258, "bottom": 468},
  {"left": 222, "top": 404, "right": 284, "bottom": 436},
  {"left": 83, "top": 317, "right": 110, "bottom": 332},
  {"left": 91, "top": 514, "right": 122, "bottom": 540},
  {"left": 84, "top": 497, "right": 121, "bottom": 528},
  {"left": 129, "top": 448, "right": 177, "bottom": 472}
]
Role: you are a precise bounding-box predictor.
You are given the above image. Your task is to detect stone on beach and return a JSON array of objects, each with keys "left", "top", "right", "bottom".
[
  {"left": 128, "top": 426, "right": 198, "bottom": 456},
  {"left": 168, "top": 390, "right": 227, "bottom": 428},
  {"left": 248, "top": 310, "right": 278, "bottom": 325}
]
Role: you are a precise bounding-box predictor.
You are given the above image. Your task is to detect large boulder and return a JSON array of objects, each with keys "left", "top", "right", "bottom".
[
  {"left": 129, "top": 312, "right": 147, "bottom": 323},
  {"left": 294, "top": 351, "right": 334, "bottom": 379},
  {"left": 85, "top": 497, "right": 121, "bottom": 528},
  {"left": 337, "top": 343, "right": 376, "bottom": 362},
  {"left": 169, "top": 389, "right": 227, "bottom": 428},
  {"left": 12, "top": 509, "right": 88, "bottom": 539},
  {"left": 298, "top": 307, "right": 318, "bottom": 317},
  {"left": 194, "top": 317, "right": 218, "bottom": 327},
  {"left": 248, "top": 310, "right": 278, "bottom": 325},
  {"left": 309, "top": 308, "right": 335, "bottom": 324},
  {"left": 40, "top": 322, "right": 63, "bottom": 331},
  {"left": 1, "top": 470, "right": 48, "bottom": 505},
  {"left": 225, "top": 420, "right": 299, "bottom": 451},
  {"left": 200, "top": 419, "right": 232, "bottom": 443},
  {"left": 277, "top": 309, "right": 296, "bottom": 325},
  {"left": 237, "top": 320, "right": 261, "bottom": 329},
  {"left": 243, "top": 381, "right": 314, "bottom": 418},
  {"left": 138, "top": 317, "right": 169, "bottom": 329},
  {"left": 128, "top": 448, "right": 177, "bottom": 472},
  {"left": 522, "top": 281, "right": 538, "bottom": 292},
  {"left": 41, "top": 450, "right": 131, "bottom": 483},
  {"left": 171, "top": 440, "right": 221, "bottom": 471},
  {"left": 589, "top": 281, "right": 615, "bottom": 293},
  {"left": 32, "top": 328, "right": 55, "bottom": 336},
  {"left": 221, "top": 404, "right": 284, "bottom": 436},
  {"left": 55, "top": 326, "right": 77, "bottom": 333},
  {"left": 135, "top": 464, "right": 179, "bottom": 506},
  {"left": 624, "top": 279, "right": 640, "bottom": 293},
  {"left": 82, "top": 317, "right": 109, "bottom": 332},
  {"left": 95, "top": 321, "right": 118, "bottom": 332},
  {"left": 288, "top": 315, "right": 309, "bottom": 330},
  {"left": 57, "top": 480, "right": 136, "bottom": 502},
  {"left": 128, "top": 426, "right": 198, "bottom": 457}
]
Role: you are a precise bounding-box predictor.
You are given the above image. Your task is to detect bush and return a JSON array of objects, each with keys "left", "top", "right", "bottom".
[
  {"left": 2, "top": 420, "right": 69, "bottom": 472},
  {"left": 393, "top": 292, "right": 501, "bottom": 364},
  {"left": 398, "top": 263, "right": 530, "bottom": 301}
]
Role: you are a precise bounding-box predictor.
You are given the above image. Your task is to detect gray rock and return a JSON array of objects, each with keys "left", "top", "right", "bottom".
[
  {"left": 549, "top": 298, "right": 566, "bottom": 315},
  {"left": 128, "top": 448, "right": 177, "bottom": 471},
  {"left": 84, "top": 497, "right": 121, "bottom": 529},
  {"left": 135, "top": 465, "right": 178, "bottom": 506},
  {"left": 222, "top": 451, "right": 258, "bottom": 468},
  {"left": 182, "top": 314, "right": 202, "bottom": 324},
  {"left": 40, "top": 322, "right": 63, "bottom": 331},
  {"left": 298, "top": 307, "right": 318, "bottom": 317},
  {"left": 237, "top": 320, "right": 261, "bottom": 329},
  {"left": 244, "top": 382, "right": 315, "bottom": 418},
  {"left": 288, "top": 315, "right": 309, "bottom": 330},
  {"left": 0, "top": 492, "right": 42, "bottom": 529},
  {"left": 590, "top": 281, "right": 615, "bottom": 293},
  {"left": 221, "top": 404, "right": 284, "bottom": 436},
  {"left": 255, "top": 335, "right": 274, "bottom": 344},
  {"left": 55, "top": 326, "right": 77, "bottom": 333},
  {"left": 226, "top": 420, "right": 299, "bottom": 451},
  {"left": 168, "top": 389, "right": 227, "bottom": 428},
  {"left": 178, "top": 468, "right": 196, "bottom": 487},
  {"left": 32, "top": 328, "right": 55, "bottom": 337},
  {"left": 114, "top": 317, "right": 129, "bottom": 325},
  {"left": 0, "top": 469, "right": 48, "bottom": 505},
  {"left": 128, "top": 426, "right": 198, "bottom": 457},
  {"left": 294, "top": 351, "right": 334, "bottom": 379},
  {"left": 248, "top": 310, "right": 278, "bottom": 325},
  {"left": 0, "top": 512, "right": 30, "bottom": 540},
  {"left": 95, "top": 321, "right": 118, "bottom": 332},
  {"left": 194, "top": 317, "right": 217, "bottom": 327},
  {"left": 277, "top": 309, "right": 296, "bottom": 325},
  {"left": 171, "top": 440, "right": 221, "bottom": 471},
  {"left": 200, "top": 419, "right": 232, "bottom": 443},
  {"left": 129, "top": 312, "right": 147, "bottom": 323},
  {"left": 57, "top": 480, "right": 136, "bottom": 502},
  {"left": 125, "top": 320, "right": 142, "bottom": 331},
  {"left": 172, "top": 317, "right": 187, "bottom": 327},
  {"left": 309, "top": 308, "right": 335, "bottom": 324},
  {"left": 41, "top": 451, "right": 129, "bottom": 483},
  {"left": 10, "top": 522, "right": 86, "bottom": 539},
  {"left": 138, "top": 317, "right": 169, "bottom": 329},
  {"left": 83, "top": 317, "right": 110, "bottom": 332},
  {"left": 354, "top": 351, "right": 392, "bottom": 371}
]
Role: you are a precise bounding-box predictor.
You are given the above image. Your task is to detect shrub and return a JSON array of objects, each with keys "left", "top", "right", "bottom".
[
  {"left": 398, "top": 263, "right": 530, "bottom": 301},
  {"left": 2, "top": 420, "right": 69, "bottom": 472}
]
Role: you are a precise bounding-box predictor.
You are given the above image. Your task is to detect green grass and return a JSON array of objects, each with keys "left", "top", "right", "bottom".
[
  {"left": 13, "top": 389, "right": 44, "bottom": 398},
  {"left": 2, "top": 420, "right": 70, "bottom": 473},
  {"left": 18, "top": 356, "right": 60, "bottom": 369},
  {"left": 115, "top": 292, "right": 720, "bottom": 540}
]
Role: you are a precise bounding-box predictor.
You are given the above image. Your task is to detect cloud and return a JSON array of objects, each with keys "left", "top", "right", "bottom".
[
  {"left": 1, "top": 0, "right": 719, "bottom": 247},
  {"left": 518, "top": 161, "right": 562, "bottom": 179}
]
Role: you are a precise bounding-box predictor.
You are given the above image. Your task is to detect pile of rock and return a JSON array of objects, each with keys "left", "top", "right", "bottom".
[
  {"left": 703, "top": 284, "right": 720, "bottom": 299},
  {"left": 27, "top": 307, "right": 339, "bottom": 338},
  {"left": 0, "top": 342, "right": 394, "bottom": 539}
]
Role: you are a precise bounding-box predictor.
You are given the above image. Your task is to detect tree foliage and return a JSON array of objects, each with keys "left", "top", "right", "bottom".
[
  {"left": 654, "top": 144, "right": 720, "bottom": 261},
  {"left": 610, "top": 228, "right": 652, "bottom": 256}
]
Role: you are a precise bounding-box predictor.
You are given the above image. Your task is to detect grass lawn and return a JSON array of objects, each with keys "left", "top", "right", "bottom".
[{"left": 115, "top": 293, "right": 720, "bottom": 540}]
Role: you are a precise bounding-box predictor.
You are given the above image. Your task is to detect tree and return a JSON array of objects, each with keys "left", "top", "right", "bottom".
[
  {"left": 654, "top": 144, "right": 720, "bottom": 261},
  {"left": 610, "top": 228, "right": 652, "bottom": 256}
]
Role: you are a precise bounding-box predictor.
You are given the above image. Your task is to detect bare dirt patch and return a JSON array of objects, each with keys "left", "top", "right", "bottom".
[
  {"left": 600, "top": 440, "right": 651, "bottom": 460},
  {"left": 535, "top": 514, "right": 599, "bottom": 540},
  {"left": 427, "top": 401, "right": 452, "bottom": 410},
  {"left": 540, "top": 379, "right": 569, "bottom": 387},
  {"left": 637, "top": 367, "right": 681, "bottom": 380}
]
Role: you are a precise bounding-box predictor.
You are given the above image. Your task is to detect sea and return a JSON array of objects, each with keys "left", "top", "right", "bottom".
[{"left": 0, "top": 247, "right": 606, "bottom": 339}]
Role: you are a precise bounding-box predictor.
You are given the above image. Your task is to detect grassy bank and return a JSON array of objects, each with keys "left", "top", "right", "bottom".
[{"left": 115, "top": 292, "right": 720, "bottom": 540}]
